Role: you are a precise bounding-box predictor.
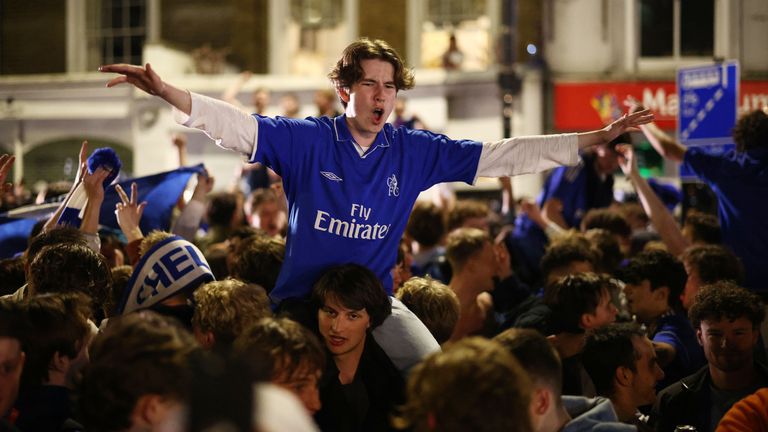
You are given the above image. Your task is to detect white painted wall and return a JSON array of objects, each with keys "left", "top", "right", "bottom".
[{"left": 546, "top": 0, "right": 613, "bottom": 74}]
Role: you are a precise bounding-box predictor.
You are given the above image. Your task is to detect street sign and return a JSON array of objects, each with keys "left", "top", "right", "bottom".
[{"left": 677, "top": 61, "right": 739, "bottom": 179}]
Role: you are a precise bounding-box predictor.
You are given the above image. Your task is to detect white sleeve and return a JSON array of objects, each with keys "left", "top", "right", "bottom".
[
  {"left": 475, "top": 133, "right": 580, "bottom": 178},
  {"left": 171, "top": 199, "right": 206, "bottom": 241},
  {"left": 172, "top": 92, "right": 260, "bottom": 161}
]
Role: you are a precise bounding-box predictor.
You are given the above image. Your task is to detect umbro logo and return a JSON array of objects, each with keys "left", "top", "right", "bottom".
[{"left": 321, "top": 171, "right": 343, "bottom": 182}]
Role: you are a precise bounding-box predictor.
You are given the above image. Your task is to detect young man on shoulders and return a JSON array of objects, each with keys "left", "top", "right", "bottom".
[{"left": 100, "top": 38, "right": 652, "bottom": 372}]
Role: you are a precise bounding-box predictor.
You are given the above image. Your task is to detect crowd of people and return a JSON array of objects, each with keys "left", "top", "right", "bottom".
[{"left": 0, "top": 37, "right": 767, "bottom": 432}]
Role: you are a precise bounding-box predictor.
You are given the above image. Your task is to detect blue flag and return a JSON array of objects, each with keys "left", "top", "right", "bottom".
[
  {"left": 99, "top": 164, "right": 204, "bottom": 233},
  {"left": 0, "top": 164, "right": 205, "bottom": 258}
]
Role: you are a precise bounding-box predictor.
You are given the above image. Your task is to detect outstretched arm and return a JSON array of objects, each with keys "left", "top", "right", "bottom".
[
  {"left": 101, "top": 63, "right": 258, "bottom": 159},
  {"left": 616, "top": 144, "right": 689, "bottom": 256},
  {"left": 476, "top": 108, "right": 654, "bottom": 179},
  {"left": 0, "top": 154, "right": 14, "bottom": 193},
  {"left": 100, "top": 63, "right": 192, "bottom": 115},
  {"left": 625, "top": 96, "right": 687, "bottom": 163}
]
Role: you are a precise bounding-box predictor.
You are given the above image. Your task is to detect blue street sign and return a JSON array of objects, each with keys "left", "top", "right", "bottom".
[{"left": 677, "top": 61, "right": 739, "bottom": 179}]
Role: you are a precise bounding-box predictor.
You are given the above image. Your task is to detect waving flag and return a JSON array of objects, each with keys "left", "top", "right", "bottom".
[{"left": 0, "top": 164, "right": 205, "bottom": 258}]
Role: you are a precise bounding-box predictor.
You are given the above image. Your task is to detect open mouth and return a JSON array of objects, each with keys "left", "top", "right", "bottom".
[
  {"left": 373, "top": 108, "right": 384, "bottom": 122},
  {"left": 328, "top": 335, "right": 346, "bottom": 347}
]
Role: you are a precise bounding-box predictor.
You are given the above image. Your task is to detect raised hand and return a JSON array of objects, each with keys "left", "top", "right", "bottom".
[
  {"left": 100, "top": 63, "right": 192, "bottom": 115},
  {"left": 623, "top": 95, "right": 646, "bottom": 116},
  {"left": 114, "top": 182, "right": 146, "bottom": 242},
  {"left": 0, "top": 154, "right": 15, "bottom": 193},
  {"left": 615, "top": 144, "right": 638, "bottom": 177},
  {"left": 191, "top": 169, "right": 215, "bottom": 202},
  {"left": 601, "top": 108, "right": 655, "bottom": 143},
  {"left": 99, "top": 63, "right": 166, "bottom": 96},
  {"left": 82, "top": 167, "right": 111, "bottom": 202},
  {"left": 74, "top": 140, "right": 88, "bottom": 183}
]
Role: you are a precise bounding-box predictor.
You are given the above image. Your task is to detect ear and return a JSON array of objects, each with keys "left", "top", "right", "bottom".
[
  {"left": 531, "top": 387, "right": 551, "bottom": 415},
  {"left": 696, "top": 328, "right": 704, "bottom": 347},
  {"left": 615, "top": 366, "right": 633, "bottom": 387},
  {"left": 580, "top": 313, "right": 594, "bottom": 330},
  {"left": 132, "top": 394, "right": 173, "bottom": 428},
  {"left": 653, "top": 285, "right": 670, "bottom": 304},
  {"left": 197, "top": 330, "right": 216, "bottom": 350},
  {"left": 337, "top": 87, "right": 351, "bottom": 105}
]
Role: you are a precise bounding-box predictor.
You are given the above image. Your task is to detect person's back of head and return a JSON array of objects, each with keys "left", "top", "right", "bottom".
[
  {"left": 18, "top": 293, "right": 91, "bottom": 391},
  {"left": 406, "top": 201, "right": 446, "bottom": 249},
  {"left": 138, "top": 229, "right": 175, "bottom": 258},
  {"left": 27, "top": 242, "right": 111, "bottom": 319},
  {"left": 681, "top": 245, "right": 744, "bottom": 309},
  {"left": 233, "top": 317, "right": 325, "bottom": 414},
  {"left": 544, "top": 273, "right": 618, "bottom": 334},
  {"left": 0, "top": 257, "right": 25, "bottom": 297},
  {"left": 445, "top": 227, "right": 491, "bottom": 274},
  {"left": 446, "top": 200, "right": 490, "bottom": 233},
  {"left": 206, "top": 191, "right": 240, "bottom": 229},
  {"left": 395, "top": 337, "right": 532, "bottom": 432},
  {"left": 540, "top": 233, "right": 597, "bottom": 287},
  {"left": 584, "top": 228, "right": 623, "bottom": 276},
  {"left": 106, "top": 265, "right": 133, "bottom": 318},
  {"left": 25, "top": 226, "right": 85, "bottom": 269},
  {"left": 732, "top": 108, "right": 768, "bottom": 152},
  {"left": 228, "top": 235, "right": 285, "bottom": 293},
  {"left": 581, "top": 208, "right": 631, "bottom": 240},
  {"left": 683, "top": 211, "right": 722, "bottom": 245},
  {"left": 396, "top": 276, "right": 459, "bottom": 344},
  {"left": 79, "top": 311, "right": 199, "bottom": 432},
  {"left": 494, "top": 328, "right": 563, "bottom": 398},
  {"left": 192, "top": 279, "right": 272, "bottom": 352}
]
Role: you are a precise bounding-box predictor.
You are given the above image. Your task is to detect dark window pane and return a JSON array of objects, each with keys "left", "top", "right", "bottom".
[
  {"left": 640, "top": 0, "right": 673, "bottom": 57},
  {"left": 131, "top": 35, "right": 145, "bottom": 61},
  {"left": 102, "top": 37, "right": 113, "bottom": 64},
  {"left": 113, "top": 37, "right": 125, "bottom": 61},
  {"left": 680, "top": 0, "right": 713, "bottom": 56},
  {"left": 112, "top": 4, "right": 123, "bottom": 28},
  {"left": 129, "top": 4, "right": 144, "bottom": 27}
]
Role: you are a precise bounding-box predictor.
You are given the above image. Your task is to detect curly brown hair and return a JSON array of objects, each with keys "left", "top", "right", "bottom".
[
  {"left": 396, "top": 276, "right": 459, "bottom": 344},
  {"left": 328, "top": 38, "right": 415, "bottom": 107},
  {"left": 192, "top": 279, "right": 272, "bottom": 350},
  {"left": 688, "top": 281, "right": 765, "bottom": 329},
  {"left": 732, "top": 109, "right": 768, "bottom": 152}
]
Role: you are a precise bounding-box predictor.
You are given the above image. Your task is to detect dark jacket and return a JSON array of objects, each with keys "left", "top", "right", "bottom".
[
  {"left": 314, "top": 336, "right": 405, "bottom": 432},
  {"left": 651, "top": 362, "right": 768, "bottom": 432}
]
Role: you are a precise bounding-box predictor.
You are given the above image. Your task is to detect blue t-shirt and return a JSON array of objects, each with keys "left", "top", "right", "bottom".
[
  {"left": 653, "top": 311, "right": 706, "bottom": 391},
  {"left": 253, "top": 115, "right": 482, "bottom": 303},
  {"left": 682, "top": 147, "right": 768, "bottom": 293}
]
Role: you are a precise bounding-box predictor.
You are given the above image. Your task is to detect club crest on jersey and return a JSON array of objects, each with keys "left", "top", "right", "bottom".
[
  {"left": 387, "top": 174, "right": 399, "bottom": 197},
  {"left": 321, "top": 171, "right": 343, "bottom": 182}
]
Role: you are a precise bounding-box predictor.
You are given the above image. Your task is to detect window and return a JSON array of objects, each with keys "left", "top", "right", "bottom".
[
  {"left": 640, "top": 0, "right": 713, "bottom": 59},
  {"left": 421, "top": 0, "right": 492, "bottom": 71},
  {"left": 286, "top": 0, "right": 347, "bottom": 76},
  {"left": 86, "top": 0, "right": 147, "bottom": 69}
]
